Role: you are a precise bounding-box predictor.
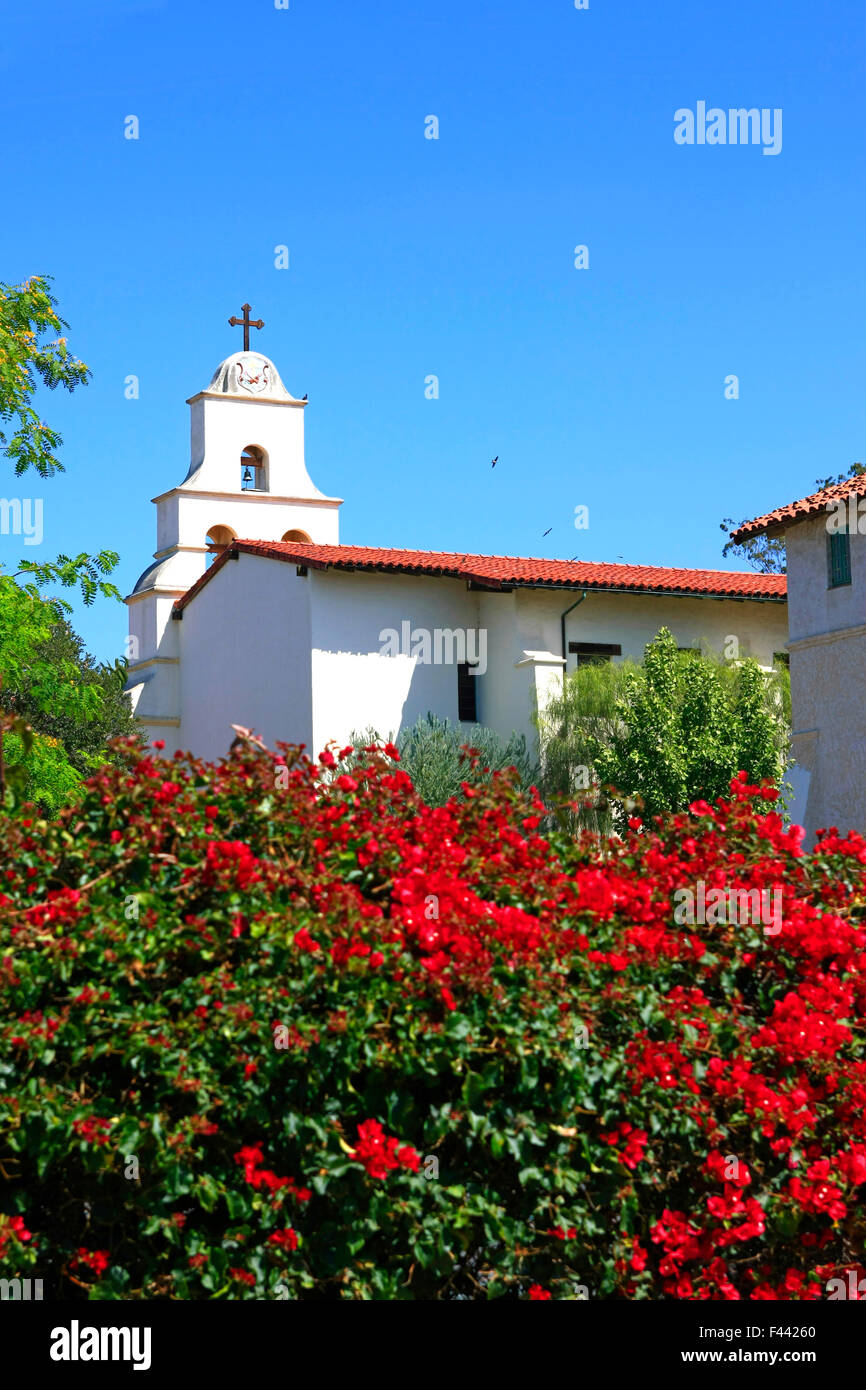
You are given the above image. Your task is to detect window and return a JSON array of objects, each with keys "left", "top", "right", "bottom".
[
  {"left": 568, "top": 641, "right": 622, "bottom": 669},
  {"left": 828, "top": 530, "right": 851, "bottom": 588},
  {"left": 281, "top": 528, "right": 312, "bottom": 543},
  {"left": 457, "top": 662, "right": 478, "bottom": 722},
  {"left": 240, "top": 445, "right": 267, "bottom": 492}
]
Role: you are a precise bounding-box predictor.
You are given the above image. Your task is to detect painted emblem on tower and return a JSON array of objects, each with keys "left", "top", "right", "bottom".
[{"left": 236, "top": 356, "right": 270, "bottom": 394}]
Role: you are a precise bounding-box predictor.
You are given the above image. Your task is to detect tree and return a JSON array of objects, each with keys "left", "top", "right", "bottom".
[
  {"left": 719, "top": 519, "right": 786, "bottom": 574},
  {"left": 0, "top": 579, "right": 98, "bottom": 807},
  {"left": 0, "top": 276, "right": 123, "bottom": 800},
  {"left": 538, "top": 628, "right": 789, "bottom": 832},
  {"left": 813, "top": 460, "right": 866, "bottom": 492},
  {"left": 0, "top": 579, "right": 138, "bottom": 805},
  {"left": 2, "top": 726, "right": 83, "bottom": 814}
]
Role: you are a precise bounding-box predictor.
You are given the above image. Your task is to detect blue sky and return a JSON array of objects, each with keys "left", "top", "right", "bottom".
[{"left": 2, "top": 0, "right": 865, "bottom": 662}]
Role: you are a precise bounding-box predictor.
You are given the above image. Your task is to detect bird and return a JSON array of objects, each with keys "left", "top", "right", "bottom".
[
  {"left": 491, "top": 456, "right": 498, "bottom": 468},
  {"left": 542, "top": 528, "right": 552, "bottom": 537},
  {"left": 302, "top": 393, "right": 308, "bottom": 401}
]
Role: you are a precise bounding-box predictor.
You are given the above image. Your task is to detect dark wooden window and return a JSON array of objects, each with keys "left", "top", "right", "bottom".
[
  {"left": 827, "top": 530, "right": 851, "bottom": 588},
  {"left": 457, "top": 662, "right": 478, "bottom": 722},
  {"left": 568, "top": 641, "right": 622, "bottom": 669}
]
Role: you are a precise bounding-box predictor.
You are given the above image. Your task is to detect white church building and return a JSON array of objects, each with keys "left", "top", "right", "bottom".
[{"left": 126, "top": 327, "right": 789, "bottom": 761}]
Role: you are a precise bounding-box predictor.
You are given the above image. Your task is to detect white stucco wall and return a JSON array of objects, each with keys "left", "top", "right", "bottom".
[
  {"left": 550, "top": 588, "right": 787, "bottom": 671},
  {"left": 786, "top": 514, "right": 866, "bottom": 642},
  {"left": 176, "top": 553, "right": 313, "bottom": 760},
  {"left": 309, "top": 570, "right": 483, "bottom": 750},
  {"left": 789, "top": 632, "right": 866, "bottom": 838},
  {"left": 157, "top": 489, "right": 340, "bottom": 556},
  {"left": 476, "top": 590, "right": 534, "bottom": 741},
  {"left": 186, "top": 388, "right": 316, "bottom": 500},
  {"left": 785, "top": 514, "right": 866, "bottom": 839},
  {"left": 128, "top": 590, "right": 181, "bottom": 666}
]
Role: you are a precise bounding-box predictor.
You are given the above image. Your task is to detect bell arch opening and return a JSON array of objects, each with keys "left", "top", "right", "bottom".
[
  {"left": 205, "top": 524, "right": 236, "bottom": 568},
  {"left": 240, "top": 444, "right": 268, "bottom": 492},
  {"left": 281, "top": 528, "right": 312, "bottom": 543}
]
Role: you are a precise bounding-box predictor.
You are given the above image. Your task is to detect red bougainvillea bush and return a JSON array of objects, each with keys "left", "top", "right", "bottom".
[{"left": 2, "top": 736, "right": 866, "bottom": 1300}]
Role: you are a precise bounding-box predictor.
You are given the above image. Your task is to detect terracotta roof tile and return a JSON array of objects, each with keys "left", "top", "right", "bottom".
[
  {"left": 173, "top": 541, "right": 786, "bottom": 613},
  {"left": 732, "top": 474, "right": 866, "bottom": 543}
]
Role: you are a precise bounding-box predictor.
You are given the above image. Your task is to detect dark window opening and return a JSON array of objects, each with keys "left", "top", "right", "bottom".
[
  {"left": 457, "top": 662, "right": 478, "bottom": 722},
  {"left": 828, "top": 530, "right": 851, "bottom": 588},
  {"left": 568, "top": 641, "right": 622, "bottom": 670}
]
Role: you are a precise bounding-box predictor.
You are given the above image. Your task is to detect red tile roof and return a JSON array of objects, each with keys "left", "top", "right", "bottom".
[
  {"left": 732, "top": 474, "right": 866, "bottom": 543},
  {"left": 173, "top": 540, "right": 786, "bottom": 614}
]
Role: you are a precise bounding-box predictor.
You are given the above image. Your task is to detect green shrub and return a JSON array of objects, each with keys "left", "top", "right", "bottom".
[
  {"left": 539, "top": 628, "right": 790, "bottom": 832},
  {"left": 351, "top": 713, "right": 540, "bottom": 806}
]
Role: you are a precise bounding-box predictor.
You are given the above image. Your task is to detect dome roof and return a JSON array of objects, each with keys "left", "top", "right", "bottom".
[
  {"left": 130, "top": 555, "right": 174, "bottom": 596},
  {"left": 204, "top": 351, "right": 295, "bottom": 401}
]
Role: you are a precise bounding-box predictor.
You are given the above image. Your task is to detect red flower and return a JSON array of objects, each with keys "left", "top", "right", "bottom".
[
  {"left": 294, "top": 927, "right": 321, "bottom": 953},
  {"left": 72, "top": 1116, "right": 112, "bottom": 1146},
  {"left": 267, "top": 1227, "right": 299, "bottom": 1250},
  {"left": 6, "top": 1215, "right": 31, "bottom": 1243},
  {"left": 351, "top": 1119, "right": 421, "bottom": 1179},
  {"left": 72, "top": 1248, "right": 110, "bottom": 1277}
]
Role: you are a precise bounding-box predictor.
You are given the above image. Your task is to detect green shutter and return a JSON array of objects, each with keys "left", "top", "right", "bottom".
[{"left": 827, "top": 530, "right": 852, "bottom": 588}]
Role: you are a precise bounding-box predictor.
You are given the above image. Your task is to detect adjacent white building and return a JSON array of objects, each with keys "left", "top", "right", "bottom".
[
  {"left": 126, "top": 343, "right": 789, "bottom": 761},
  {"left": 733, "top": 477, "right": 866, "bottom": 839}
]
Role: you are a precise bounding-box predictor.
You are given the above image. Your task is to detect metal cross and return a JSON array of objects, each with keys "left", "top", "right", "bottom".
[{"left": 228, "top": 302, "right": 264, "bottom": 351}]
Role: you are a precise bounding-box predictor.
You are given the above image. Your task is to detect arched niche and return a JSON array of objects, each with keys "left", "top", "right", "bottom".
[{"left": 205, "top": 523, "right": 236, "bottom": 568}]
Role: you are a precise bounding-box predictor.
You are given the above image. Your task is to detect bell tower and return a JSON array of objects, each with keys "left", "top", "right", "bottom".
[{"left": 125, "top": 306, "right": 342, "bottom": 742}]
